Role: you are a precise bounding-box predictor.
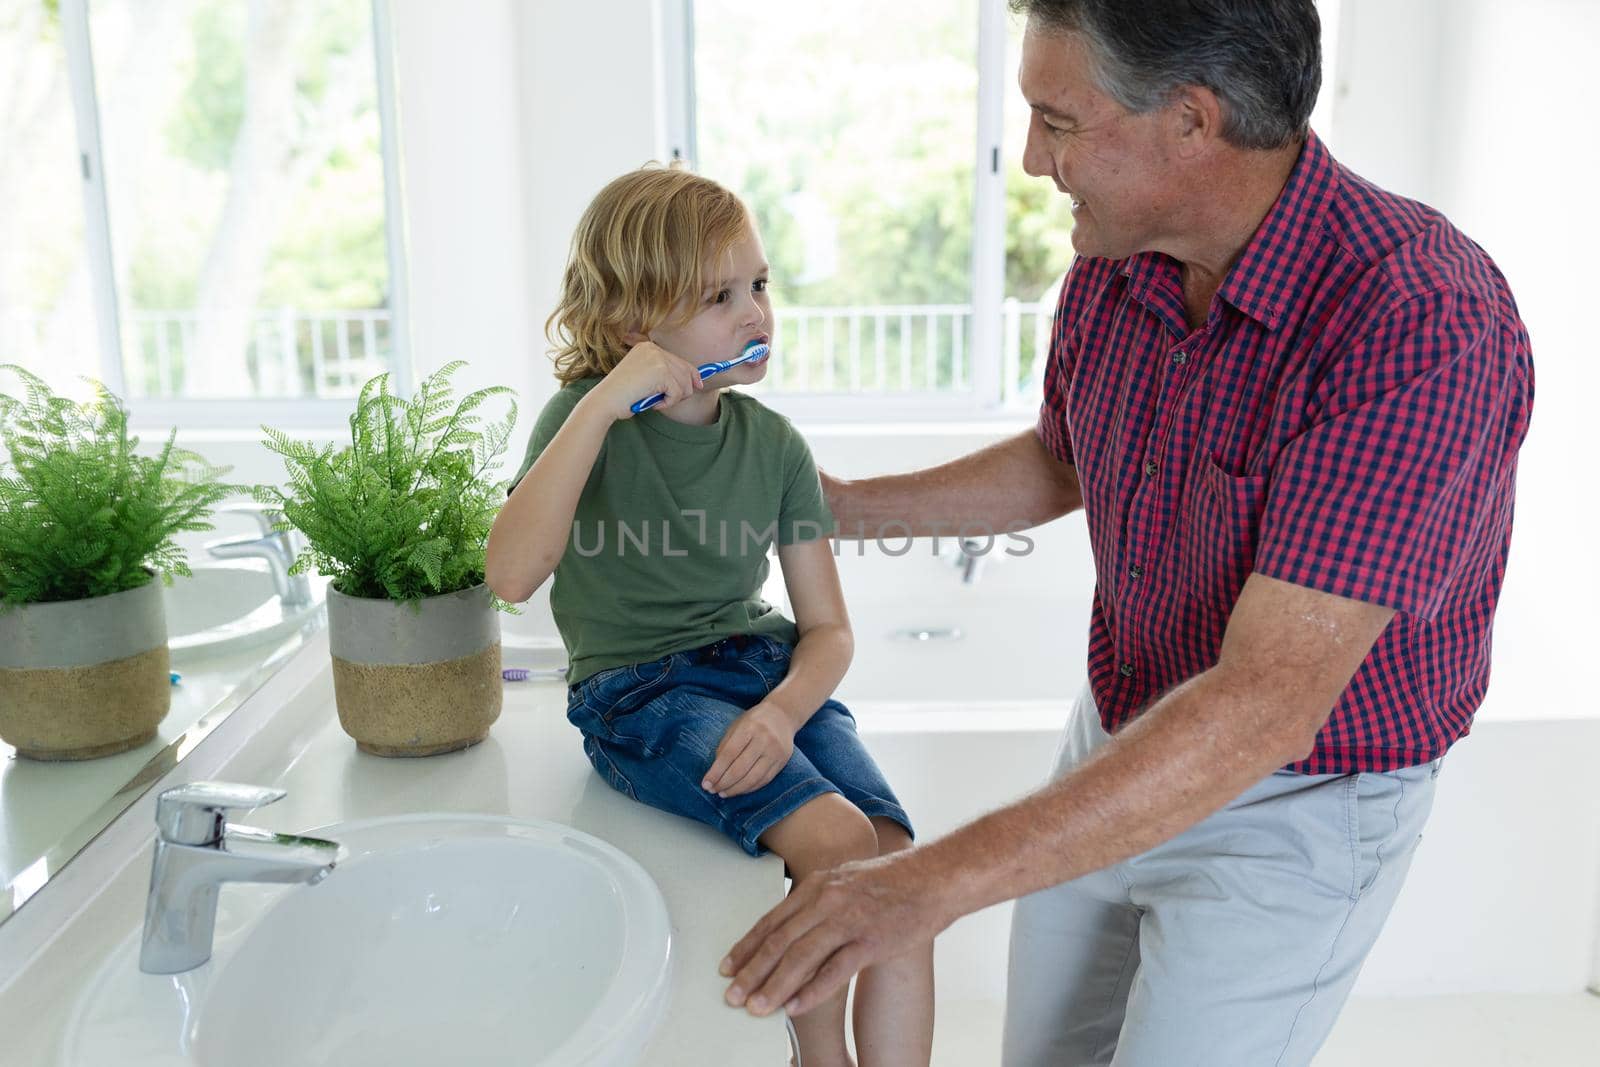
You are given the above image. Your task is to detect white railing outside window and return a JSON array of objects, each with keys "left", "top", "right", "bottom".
[
  {"left": 123, "top": 309, "right": 392, "bottom": 399},
  {"left": 12, "top": 299, "right": 1049, "bottom": 406},
  {"left": 761, "top": 299, "right": 1052, "bottom": 406},
  {"left": 4, "top": 307, "right": 393, "bottom": 400},
  {"left": 6, "top": 297, "right": 1051, "bottom": 409}
]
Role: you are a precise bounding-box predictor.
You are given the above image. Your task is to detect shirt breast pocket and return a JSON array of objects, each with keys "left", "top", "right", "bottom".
[{"left": 1178, "top": 452, "right": 1269, "bottom": 620}]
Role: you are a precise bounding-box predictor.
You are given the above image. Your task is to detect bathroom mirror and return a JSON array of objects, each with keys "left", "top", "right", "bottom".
[
  {"left": 0, "top": 548, "right": 330, "bottom": 926},
  {"left": 0, "top": 0, "right": 399, "bottom": 928}
]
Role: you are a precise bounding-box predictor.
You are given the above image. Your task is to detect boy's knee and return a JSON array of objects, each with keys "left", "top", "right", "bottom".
[
  {"left": 836, "top": 806, "right": 881, "bottom": 864},
  {"left": 870, "top": 816, "right": 913, "bottom": 857},
  {"left": 770, "top": 794, "right": 878, "bottom": 875},
  {"left": 817, "top": 799, "right": 878, "bottom": 867}
]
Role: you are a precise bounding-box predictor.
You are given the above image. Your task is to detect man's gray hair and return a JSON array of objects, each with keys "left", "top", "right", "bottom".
[{"left": 1010, "top": 0, "right": 1321, "bottom": 150}]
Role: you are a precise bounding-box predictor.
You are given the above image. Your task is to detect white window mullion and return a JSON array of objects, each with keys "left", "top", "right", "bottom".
[
  {"left": 970, "top": 0, "right": 1007, "bottom": 410},
  {"left": 59, "top": 0, "right": 124, "bottom": 398},
  {"left": 371, "top": 0, "right": 413, "bottom": 395},
  {"left": 126, "top": 397, "right": 387, "bottom": 433},
  {"left": 658, "top": 0, "right": 697, "bottom": 166}
]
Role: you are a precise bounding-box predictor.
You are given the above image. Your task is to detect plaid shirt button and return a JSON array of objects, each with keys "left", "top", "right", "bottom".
[
  {"left": 1143, "top": 460, "right": 1158, "bottom": 477},
  {"left": 1119, "top": 663, "right": 1135, "bottom": 678},
  {"left": 1172, "top": 350, "right": 1187, "bottom": 365}
]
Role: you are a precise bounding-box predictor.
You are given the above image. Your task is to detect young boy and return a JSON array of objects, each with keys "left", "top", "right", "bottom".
[{"left": 485, "top": 166, "right": 934, "bottom": 1066}]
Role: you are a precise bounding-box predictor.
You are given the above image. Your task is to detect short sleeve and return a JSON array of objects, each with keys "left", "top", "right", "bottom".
[
  {"left": 777, "top": 421, "right": 834, "bottom": 545},
  {"left": 1253, "top": 287, "right": 1532, "bottom": 619},
  {"left": 507, "top": 382, "right": 593, "bottom": 493},
  {"left": 1035, "top": 259, "right": 1084, "bottom": 466}
]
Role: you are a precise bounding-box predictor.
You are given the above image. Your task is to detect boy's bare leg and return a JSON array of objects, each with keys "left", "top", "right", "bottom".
[
  {"left": 851, "top": 818, "right": 935, "bottom": 1067},
  {"left": 758, "top": 794, "right": 882, "bottom": 1067}
]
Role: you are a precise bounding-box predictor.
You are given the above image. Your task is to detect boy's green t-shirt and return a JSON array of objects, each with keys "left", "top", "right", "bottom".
[{"left": 510, "top": 378, "right": 834, "bottom": 685}]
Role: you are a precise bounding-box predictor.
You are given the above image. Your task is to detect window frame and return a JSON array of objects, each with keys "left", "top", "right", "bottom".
[{"left": 52, "top": 0, "right": 411, "bottom": 430}]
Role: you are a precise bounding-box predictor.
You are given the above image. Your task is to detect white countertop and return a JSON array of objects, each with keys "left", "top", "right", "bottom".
[
  {"left": 0, "top": 634, "right": 790, "bottom": 1065},
  {"left": 0, "top": 635, "right": 308, "bottom": 902}
]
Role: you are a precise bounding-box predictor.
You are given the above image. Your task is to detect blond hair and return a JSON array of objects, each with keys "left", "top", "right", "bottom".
[{"left": 547, "top": 165, "right": 752, "bottom": 382}]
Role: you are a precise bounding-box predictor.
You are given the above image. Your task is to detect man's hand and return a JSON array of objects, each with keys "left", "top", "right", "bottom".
[
  {"left": 702, "top": 702, "right": 795, "bottom": 798},
  {"left": 720, "top": 848, "right": 949, "bottom": 1016}
]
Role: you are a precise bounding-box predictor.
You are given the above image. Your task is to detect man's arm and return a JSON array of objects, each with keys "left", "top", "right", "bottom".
[
  {"left": 720, "top": 572, "right": 1395, "bottom": 1016},
  {"left": 825, "top": 428, "right": 1082, "bottom": 538}
]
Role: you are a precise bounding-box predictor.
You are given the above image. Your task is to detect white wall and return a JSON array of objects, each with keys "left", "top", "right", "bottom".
[
  {"left": 1357, "top": 719, "right": 1600, "bottom": 997},
  {"left": 399, "top": 0, "right": 690, "bottom": 475},
  {"left": 388, "top": 0, "right": 539, "bottom": 449},
  {"left": 395, "top": 0, "right": 679, "bottom": 471},
  {"left": 517, "top": 0, "right": 674, "bottom": 441},
  {"left": 1331, "top": 0, "right": 1598, "bottom": 730}
]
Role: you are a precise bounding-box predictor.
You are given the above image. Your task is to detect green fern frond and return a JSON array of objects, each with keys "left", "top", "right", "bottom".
[
  {"left": 0, "top": 364, "right": 240, "bottom": 607},
  {"left": 260, "top": 363, "right": 517, "bottom": 606}
]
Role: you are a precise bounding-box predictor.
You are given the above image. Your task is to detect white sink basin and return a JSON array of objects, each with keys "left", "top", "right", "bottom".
[
  {"left": 162, "top": 562, "right": 324, "bottom": 661},
  {"left": 64, "top": 815, "right": 673, "bottom": 1066}
]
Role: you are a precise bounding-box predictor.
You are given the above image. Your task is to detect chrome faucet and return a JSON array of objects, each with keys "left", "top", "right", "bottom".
[
  {"left": 206, "top": 502, "right": 314, "bottom": 608},
  {"left": 139, "top": 781, "right": 340, "bottom": 975},
  {"left": 940, "top": 536, "right": 990, "bottom": 585}
]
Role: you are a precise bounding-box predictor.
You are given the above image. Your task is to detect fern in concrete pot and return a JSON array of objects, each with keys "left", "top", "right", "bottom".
[
  {"left": 258, "top": 361, "right": 518, "bottom": 757},
  {"left": 0, "top": 365, "right": 234, "bottom": 760}
]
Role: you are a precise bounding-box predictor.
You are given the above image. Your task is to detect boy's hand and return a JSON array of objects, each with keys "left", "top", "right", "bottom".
[
  {"left": 591, "top": 340, "right": 704, "bottom": 420},
  {"left": 704, "top": 702, "right": 796, "bottom": 798}
]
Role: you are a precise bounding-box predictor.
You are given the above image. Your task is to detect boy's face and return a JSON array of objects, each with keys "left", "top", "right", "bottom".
[{"left": 647, "top": 222, "right": 772, "bottom": 388}]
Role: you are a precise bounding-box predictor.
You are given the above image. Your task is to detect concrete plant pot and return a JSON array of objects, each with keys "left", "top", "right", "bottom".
[
  {"left": 328, "top": 583, "right": 501, "bottom": 757},
  {"left": 0, "top": 579, "right": 171, "bottom": 761}
]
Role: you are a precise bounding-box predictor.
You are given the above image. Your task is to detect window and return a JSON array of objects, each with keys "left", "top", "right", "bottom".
[
  {"left": 679, "top": 0, "right": 1341, "bottom": 415},
  {"left": 694, "top": 0, "right": 980, "bottom": 403},
  {"left": 999, "top": 8, "right": 1076, "bottom": 408},
  {"left": 685, "top": 0, "right": 1057, "bottom": 414},
  {"left": 0, "top": 0, "right": 406, "bottom": 416},
  {"left": 0, "top": 2, "right": 102, "bottom": 399}
]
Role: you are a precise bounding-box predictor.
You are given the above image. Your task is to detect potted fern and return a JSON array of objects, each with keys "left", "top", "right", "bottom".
[
  {"left": 0, "top": 365, "right": 233, "bottom": 760},
  {"left": 258, "top": 361, "right": 517, "bottom": 757}
]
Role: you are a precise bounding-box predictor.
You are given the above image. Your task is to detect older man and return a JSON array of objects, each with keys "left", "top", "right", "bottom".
[{"left": 722, "top": 1, "right": 1534, "bottom": 1063}]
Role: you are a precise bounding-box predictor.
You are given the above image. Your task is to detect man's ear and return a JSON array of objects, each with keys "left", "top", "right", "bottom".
[
  {"left": 1170, "top": 84, "right": 1225, "bottom": 158},
  {"left": 621, "top": 328, "right": 649, "bottom": 347}
]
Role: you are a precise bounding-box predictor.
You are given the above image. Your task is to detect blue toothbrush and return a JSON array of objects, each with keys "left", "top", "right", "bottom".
[{"left": 630, "top": 340, "right": 771, "bottom": 414}]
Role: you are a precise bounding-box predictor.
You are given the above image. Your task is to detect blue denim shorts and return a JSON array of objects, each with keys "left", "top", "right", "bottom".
[{"left": 566, "top": 634, "right": 913, "bottom": 857}]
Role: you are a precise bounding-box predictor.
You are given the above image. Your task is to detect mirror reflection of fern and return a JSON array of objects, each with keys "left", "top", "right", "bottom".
[
  {"left": 0, "top": 364, "right": 236, "bottom": 608},
  {"left": 258, "top": 362, "right": 517, "bottom": 604}
]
